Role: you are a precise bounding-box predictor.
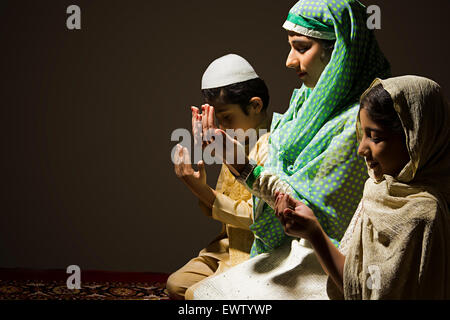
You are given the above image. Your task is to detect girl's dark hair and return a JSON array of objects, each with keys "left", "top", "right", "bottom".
[
  {"left": 360, "top": 84, "right": 403, "bottom": 133},
  {"left": 201, "top": 78, "right": 270, "bottom": 115}
]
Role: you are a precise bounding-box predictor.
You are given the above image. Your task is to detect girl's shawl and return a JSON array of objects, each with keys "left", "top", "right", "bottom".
[
  {"left": 333, "top": 76, "right": 450, "bottom": 299},
  {"left": 249, "top": 0, "right": 390, "bottom": 256}
]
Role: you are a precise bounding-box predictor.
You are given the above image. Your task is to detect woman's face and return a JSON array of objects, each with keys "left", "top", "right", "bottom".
[
  {"left": 286, "top": 31, "right": 330, "bottom": 88},
  {"left": 358, "top": 108, "right": 410, "bottom": 180}
]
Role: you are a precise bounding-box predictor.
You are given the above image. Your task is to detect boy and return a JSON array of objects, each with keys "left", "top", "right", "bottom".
[{"left": 167, "top": 54, "right": 271, "bottom": 300}]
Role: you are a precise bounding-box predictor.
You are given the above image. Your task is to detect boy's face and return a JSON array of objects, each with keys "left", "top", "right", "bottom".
[{"left": 211, "top": 101, "right": 262, "bottom": 132}]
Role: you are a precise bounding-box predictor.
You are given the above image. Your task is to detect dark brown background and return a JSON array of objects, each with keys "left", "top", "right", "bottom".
[{"left": 0, "top": 0, "right": 449, "bottom": 273}]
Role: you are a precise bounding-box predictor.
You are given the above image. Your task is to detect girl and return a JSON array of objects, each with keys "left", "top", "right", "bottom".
[{"left": 276, "top": 75, "right": 450, "bottom": 299}]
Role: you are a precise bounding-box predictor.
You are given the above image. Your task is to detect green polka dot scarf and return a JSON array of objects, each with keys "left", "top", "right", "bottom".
[{"left": 249, "top": 0, "right": 390, "bottom": 257}]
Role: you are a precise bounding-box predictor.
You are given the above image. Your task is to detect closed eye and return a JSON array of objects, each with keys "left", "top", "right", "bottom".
[
  {"left": 364, "top": 128, "right": 386, "bottom": 143},
  {"left": 290, "top": 39, "right": 311, "bottom": 54},
  {"left": 370, "top": 137, "right": 383, "bottom": 143}
]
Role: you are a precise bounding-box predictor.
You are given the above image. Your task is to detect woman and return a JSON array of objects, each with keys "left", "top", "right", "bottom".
[
  {"left": 276, "top": 75, "right": 450, "bottom": 299},
  {"left": 187, "top": 0, "right": 390, "bottom": 299}
]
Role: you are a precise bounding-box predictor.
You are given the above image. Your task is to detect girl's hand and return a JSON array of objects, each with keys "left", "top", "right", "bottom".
[{"left": 274, "top": 193, "right": 321, "bottom": 241}]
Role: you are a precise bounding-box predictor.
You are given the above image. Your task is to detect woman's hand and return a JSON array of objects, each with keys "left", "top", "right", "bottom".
[
  {"left": 174, "top": 144, "right": 216, "bottom": 208},
  {"left": 275, "top": 192, "right": 345, "bottom": 293},
  {"left": 274, "top": 192, "right": 321, "bottom": 241}
]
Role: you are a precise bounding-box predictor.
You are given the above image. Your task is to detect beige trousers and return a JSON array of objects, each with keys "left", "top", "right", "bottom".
[{"left": 166, "top": 254, "right": 229, "bottom": 300}]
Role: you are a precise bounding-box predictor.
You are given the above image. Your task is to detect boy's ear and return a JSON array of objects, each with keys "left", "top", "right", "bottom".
[{"left": 249, "top": 97, "right": 263, "bottom": 114}]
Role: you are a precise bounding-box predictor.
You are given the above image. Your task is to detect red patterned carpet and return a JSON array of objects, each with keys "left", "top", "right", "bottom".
[{"left": 0, "top": 268, "right": 170, "bottom": 300}]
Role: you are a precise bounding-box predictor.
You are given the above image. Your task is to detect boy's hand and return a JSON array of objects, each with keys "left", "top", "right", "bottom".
[
  {"left": 274, "top": 193, "right": 321, "bottom": 241},
  {"left": 198, "top": 104, "right": 249, "bottom": 176},
  {"left": 214, "top": 128, "right": 249, "bottom": 177},
  {"left": 191, "top": 106, "right": 203, "bottom": 149},
  {"left": 174, "top": 144, "right": 207, "bottom": 189},
  {"left": 191, "top": 104, "right": 219, "bottom": 151},
  {"left": 201, "top": 104, "right": 218, "bottom": 148},
  {"left": 174, "top": 144, "right": 216, "bottom": 208}
]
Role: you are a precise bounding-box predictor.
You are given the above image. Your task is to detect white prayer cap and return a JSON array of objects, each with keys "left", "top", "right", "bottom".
[{"left": 201, "top": 54, "right": 259, "bottom": 89}]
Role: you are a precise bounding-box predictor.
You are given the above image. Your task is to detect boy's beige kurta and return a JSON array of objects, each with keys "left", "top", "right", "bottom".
[
  {"left": 328, "top": 76, "right": 450, "bottom": 299},
  {"left": 166, "top": 131, "right": 270, "bottom": 299},
  {"left": 198, "top": 132, "right": 271, "bottom": 267}
]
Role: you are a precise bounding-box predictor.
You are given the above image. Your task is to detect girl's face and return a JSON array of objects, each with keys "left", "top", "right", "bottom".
[
  {"left": 286, "top": 31, "right": 330, "bottom": 88},
  {"left": 358, "top": 108, "right": 410, "bottom": 180}
]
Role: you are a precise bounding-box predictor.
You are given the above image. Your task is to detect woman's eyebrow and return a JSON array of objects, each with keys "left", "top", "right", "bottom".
[
  {"left": 290, "top": 39, "right": 309, "bottom": 45},
  {"left": 289, "top": 35, "right": 310, "bottom": 42}
]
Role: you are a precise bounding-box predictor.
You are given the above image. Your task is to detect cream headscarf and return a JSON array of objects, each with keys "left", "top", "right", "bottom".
[{"left": 330, "top": 75, "right": 450, "bottom": 299}]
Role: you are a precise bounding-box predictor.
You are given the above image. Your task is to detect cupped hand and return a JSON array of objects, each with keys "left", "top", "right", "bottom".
[{"left": 174, "top": 144, "right": 207, "bottom": 193}]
